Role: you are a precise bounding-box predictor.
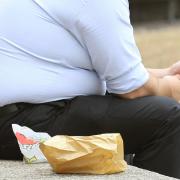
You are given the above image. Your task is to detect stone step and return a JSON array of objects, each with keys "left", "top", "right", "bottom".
[{"left": 0, "top": 161, "right": 178, "bottom": 180}]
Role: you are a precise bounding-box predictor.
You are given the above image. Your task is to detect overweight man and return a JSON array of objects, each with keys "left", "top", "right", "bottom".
[{"left": 0, "top": 0, "right": 180, "bottom": 178}]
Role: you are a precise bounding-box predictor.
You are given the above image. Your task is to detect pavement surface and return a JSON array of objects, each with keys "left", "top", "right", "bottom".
[{"left": 0, "top": 160, "right": 178, "bottom": 180}]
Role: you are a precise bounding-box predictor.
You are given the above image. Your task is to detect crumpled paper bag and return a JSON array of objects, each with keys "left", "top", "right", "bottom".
[
  {"left": 40, "top": 133, "right": 127, "bottom": 174},
  {"left": 12, "top": 124, "right": 51, "bottom": 163}
]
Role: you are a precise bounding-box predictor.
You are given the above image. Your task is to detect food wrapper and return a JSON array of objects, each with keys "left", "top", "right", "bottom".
[
  {"left": 12, "top": 124, "right": 51, "bottom": 164},
  {"left": 40, "top": 133, "right": 127, "bottom": 174}
]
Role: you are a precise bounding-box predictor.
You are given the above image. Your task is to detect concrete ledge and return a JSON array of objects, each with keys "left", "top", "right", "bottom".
[{"left": 0, "top": 161, "right": 178, "bottom": 180}]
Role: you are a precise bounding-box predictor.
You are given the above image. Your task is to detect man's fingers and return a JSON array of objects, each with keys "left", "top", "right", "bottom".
[
  {"left": 175, "top": 74, "right": 180, "bottom": 80},
  {"left": 170, "top": 61, "right": 180, "bottom": 75}
]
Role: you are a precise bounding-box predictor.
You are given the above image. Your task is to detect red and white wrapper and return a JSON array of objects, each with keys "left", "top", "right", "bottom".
[{"left": 12, "top": 124, "right": 51, "bottom": 164}]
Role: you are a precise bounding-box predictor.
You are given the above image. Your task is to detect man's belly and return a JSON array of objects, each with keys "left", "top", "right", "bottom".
[
  {"left": 0, "top": 0, "right": 106, "bottom": 106},
  {"left": 0, "top": 55, "right": 106, "bottom": 107}
]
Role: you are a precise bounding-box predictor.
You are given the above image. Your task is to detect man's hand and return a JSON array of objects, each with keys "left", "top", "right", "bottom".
[
  {"left": 162, "top": 75, "right": 180, "bottom": 102},
  {"left": 169, "top": 61, "right": 180, "bottom": 75},
  {"left": 147, "top": 61, "right": 180, "bottom": 78}
]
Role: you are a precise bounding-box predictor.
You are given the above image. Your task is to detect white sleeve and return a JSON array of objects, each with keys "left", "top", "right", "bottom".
[{"left": 74, "top": 0, "right": 149, "bottom": 94}]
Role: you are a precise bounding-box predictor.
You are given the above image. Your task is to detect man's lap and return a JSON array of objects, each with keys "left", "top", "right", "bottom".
[
  {"left": 0, "top": 95, "right": 179, "bottom": 159},
  {"left": 58, "top": 95, "right": 179, "bottom": 154}
]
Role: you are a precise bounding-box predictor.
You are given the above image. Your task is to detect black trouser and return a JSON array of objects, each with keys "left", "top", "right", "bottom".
[{"left": 0, "top": 95, "right": 180, "bottom": 178}]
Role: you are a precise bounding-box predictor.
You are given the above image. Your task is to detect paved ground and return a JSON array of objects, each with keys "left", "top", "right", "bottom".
[{"left": 0, "top": 161, "right": 178, "bottom": 180}]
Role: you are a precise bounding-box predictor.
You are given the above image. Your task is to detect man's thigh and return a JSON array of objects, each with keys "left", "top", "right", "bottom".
[
  {"left": 57, "top": 95, "right": 179, "bottom": 154},
  {"left": 0, "top": 95, "right": 179, "bottom": 159}
]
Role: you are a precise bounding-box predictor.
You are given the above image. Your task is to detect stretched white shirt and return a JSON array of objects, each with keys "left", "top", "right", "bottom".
[{"left": 0, "top": 0, "right": 149, "bottom": 107}]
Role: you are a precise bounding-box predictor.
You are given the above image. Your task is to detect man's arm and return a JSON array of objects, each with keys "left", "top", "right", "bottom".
[
  {"left": 119, "top": 72, "right": 172, "bottom": 99},
  {"left": 147, "top": 61, "right": 180, "bottom": 78},
  {"left": 119, "top": 72, "right": 180, "bottom": 103},
  {"left": 147, "top": 68, "right": 170, "bottom": 78},
  {"left": 75, "top": 0, "right": 149, "bottom": 95},
  {"left": 71, "top": 1, "right": 180, "bottom": 102}
]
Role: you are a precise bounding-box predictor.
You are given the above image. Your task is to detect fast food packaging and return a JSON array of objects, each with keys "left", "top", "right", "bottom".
[
  {"left": 40, "top": 133, "right": 127, "bottom": 174},
  {"left": 12, "top": 124, "right": 51, "bottom": 163}
]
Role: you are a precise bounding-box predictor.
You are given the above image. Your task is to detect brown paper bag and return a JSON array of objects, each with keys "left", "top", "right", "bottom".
[{"left": 40, "top": 133, "right": 127, "bottom": 174}]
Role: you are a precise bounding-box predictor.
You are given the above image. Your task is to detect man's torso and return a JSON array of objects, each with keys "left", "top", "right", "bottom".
[{"left": 0, "top": 0, "right": 106, "bottom": 106}]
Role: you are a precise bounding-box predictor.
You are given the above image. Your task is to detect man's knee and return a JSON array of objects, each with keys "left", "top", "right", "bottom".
[
  {"left": 153, "top": 96, "right": 180, "bottom": 123},
  {"left": 128, "top": 96, "right": 180, "bottom": 151},
  {"left": 145, "top": 96, "right": 180, "bottom": 143},
  {"left": 144, "top": 96, "right": 180, "bottom": 123}
]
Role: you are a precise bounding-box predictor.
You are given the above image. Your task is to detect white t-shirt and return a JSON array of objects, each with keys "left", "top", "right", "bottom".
[{"left": 0, "top": 0, "right": 149, "bottom": 107}]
